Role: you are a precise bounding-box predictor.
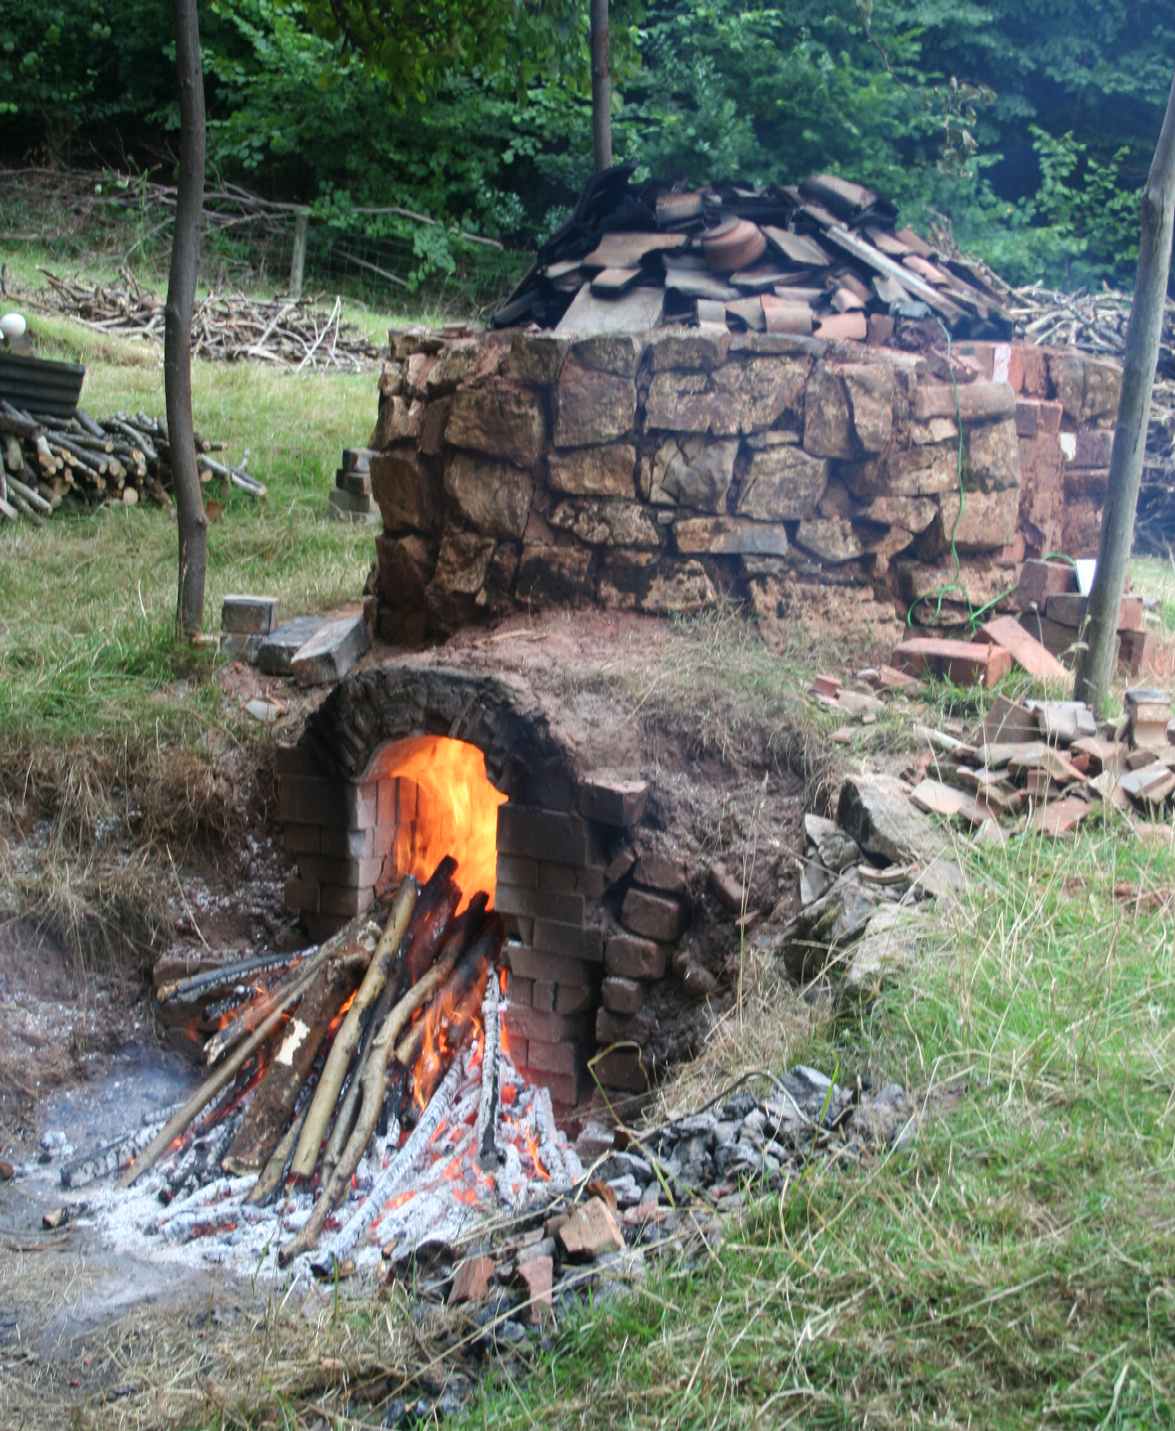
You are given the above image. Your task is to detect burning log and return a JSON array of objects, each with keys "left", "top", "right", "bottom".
[
  {"left": 156, "top": 948, "right": 305, "bottom": 1006},
  {"left": 289, "top": 877, "right": 420, "bottom": 1180},
  {"left": 277, "top": 906, "right": 495, "bottom": 1266},
  {"left": 222, "top": 954, "right": 363, "bottom": 1174},
  {"left": 119, "top": 915, "right": 383, "bottom": 1189},
  {"left": 58, "top": 1109, "right": 178, "bottom": 1190}
]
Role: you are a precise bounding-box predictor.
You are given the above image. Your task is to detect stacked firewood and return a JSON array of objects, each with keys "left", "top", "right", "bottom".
[
  {"left": 0, "top": 400, "right": 263, "bottom": 522},
  {"left": 38, "top": 269, "right": 379, "bottom": 371},
  {"left": 118, "top": 858, "right": 509, "bottom": 1268}
]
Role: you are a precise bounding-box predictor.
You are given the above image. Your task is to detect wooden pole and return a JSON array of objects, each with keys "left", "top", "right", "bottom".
[
  {"left": 590, "top": 0, "right": 613, "bottom": 171},
  {"left": 166, "top": 0, "right": 208, "bottom": 640},
  {"left": 289, "top": 210, "right": 309, "bottom": 300},
  {"left": 1074, "top": 69, "right": 1175, "bottom": 713}
]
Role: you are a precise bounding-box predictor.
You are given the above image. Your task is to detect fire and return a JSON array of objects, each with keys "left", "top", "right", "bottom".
[
  {"left": 326, "top": 989, "right": 358, "bottom": 1039},
  {"left": 374, "top": 736, "right": 506, "bottom": 911},
  {"left": 524, "top": 1128, "right": 550, "bottom": 1181},
  {"left": 411, "top": 958, "right": 490, "bottom": 1110}
]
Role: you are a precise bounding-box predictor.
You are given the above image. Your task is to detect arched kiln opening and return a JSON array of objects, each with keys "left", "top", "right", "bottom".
[{"left": 276, "top": 665, "right": 682, "bottom": 1109}]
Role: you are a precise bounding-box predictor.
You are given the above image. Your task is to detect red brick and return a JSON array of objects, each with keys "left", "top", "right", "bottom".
[
  {"left": 277, "top": 776, "right": 378, "bottom": 829},
  {"left": 1019, "top": 613, "right": 1080, "bottom": 660},
  {"left": 591, "top": 1048, "right": 649, "bottom": 1091},
  {"left": 503, "top": 1006, "right": 591, "bottom": 1042},
  {"left": 517, "top": 1064, "right": 582, "bottom": 1106},
  {"left": 497, "top": 805, "right": 587, "bottom": 864},
  {"left": 596, "top": 1008, "right": 647, "bottom": 1043},
  {"left": 620, "top": 888, "right": 687, "bottom": 942},
  {"left": 497, "top": 855, "right": 538, "bottom": 888},
  {"left": 1118, "top": 629, "right": 1150, "bottom": 676},
  {"left": 554, "top": 984, "right": 595, "bottom": 1014},
  {"left": 578, "top": 775, "right": 649, "bottom": 828},
  {"left": 297, "top": 855, "right": 384, "bottom": 889},
  {"left": 495, "top": 884, "right": 584, "bottom": 925},
  {"left": 602, "top": 976, "right": 643, "bottom": 1015},
  {"left": 1043, "top": 593, "right": 1087, "bottom": 628},
  {"left": 1019, "top": 345, "right": 1051, "bottom": 398},
  {"left": 506, "top": 945, "right": 598, "bottom": 982},
  {"left": 508, "top": 975, "right": 534, "bottom": 1007},
  {"left": 977, "top": 615, "right": 1068, "bottom": 682},
  {"left": 605, "top": 936, "right": 666, "bottom": 980},
  {"left": 503, "top": 1034, "right": 529, "bottom": 1069},
  {"left": 531, "top": 979, "right": 555, "bottom": 1012},
  {"left": 911, "top": 380, "right": 1015, "bottom": 422},
  {"left": 1015, "top": 401, "right": 1038, "bottom": 437},
  {"left": 1064, "top": 428, "right": 1114, "bottom": 469},
  {"left": 1117, "top": 596, "right": 1144, "bottom": 633},
  {"left": 284, "top": 875, "right": 319, "bottom": 913},
  {"left": 517, "top": 1255, "right": 555, "bottom": 1324},
  {"left": 449, "top": 1254, "right": 495, "bottom": 1305},
  {"left": 527, "top": 1039, "right": 580, "bottom": 1076},
  {"left": 1026, "top": 796, "right": 1094, "bottom": 837},
  {"left": 557, "top": 1198, "right": 624, "bottom": 1260},
  {"left": 1061, "top": 496, "right": 1102, "bottom": 557},
  {"left": 989, "top": 341, "right": 1024, "bottom": 393},
  {"left": 634, "top": 854, "right": 687, "bottom": 894},
  {"left": 319, "top": 825, "right": 386, "bottom": 859},
  {"left": 538, "top": 862, "right": 607, "bottom": 897},
  {"left": 891, "top": 638, "right": 1012, "bottom": 688},
  {"left": 500, "top": 914, "right": 534, "bottom": 945},
  {"left": 532, "top": 920, "right": 604, "bottom": 962}
]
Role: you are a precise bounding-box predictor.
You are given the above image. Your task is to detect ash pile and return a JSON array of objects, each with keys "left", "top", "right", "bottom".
[{"left": 491, "top": 164, "right": 1012, "bottom": 343}]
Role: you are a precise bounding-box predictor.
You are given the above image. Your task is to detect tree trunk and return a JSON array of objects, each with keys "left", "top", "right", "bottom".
[
  {"left": 167, "top": 0, "right": 208, "bottom": 640},
  {"left": 1074, "top": 70, "right": 1175, "bottom": 712},
  {"left": 590, "top": 0, "right": 613, "bottom": 171}
]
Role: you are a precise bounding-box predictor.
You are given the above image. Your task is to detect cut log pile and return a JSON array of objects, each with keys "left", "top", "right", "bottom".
[
  {"left": 36, "top": 269, "right": 379, "bottom": 372},
  {"left": 1010, "top": 285, "right": 1175, "bottom": 551},
  {"left": 0, "top": 400, "right": 263, "bottom": 521},
  {"left": 492, "top": 164, "right": 1014, "bottom": 341}
]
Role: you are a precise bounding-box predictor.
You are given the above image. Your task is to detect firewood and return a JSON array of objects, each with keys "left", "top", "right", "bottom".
[
  {"left": 5, "top": 474, "right": 52, "bottom": 514},
  {"left": 222, "top": 954, "right": 362, "bottom": 1174},
  {"left": 157, "top": 948, "right": 305, "bottom": 1005},
  {"left": 289, "top": 878, "right": 420, "bottom": 1179}
]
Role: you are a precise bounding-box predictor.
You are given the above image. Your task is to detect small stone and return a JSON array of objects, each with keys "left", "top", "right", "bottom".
[
  {"left": 41, "top": 1207, "right": 68, "bottom": 1230},
  {"left": 0, "top": 1160, "right": 13, "bottom": 1181},
  {"left": 244, "top": 698, "right": 283, "bottom": 723}
]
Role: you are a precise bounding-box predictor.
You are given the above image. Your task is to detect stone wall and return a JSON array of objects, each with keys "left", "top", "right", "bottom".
[{"left": 367, "top": 327, "right": 1121, "bottom": 640}]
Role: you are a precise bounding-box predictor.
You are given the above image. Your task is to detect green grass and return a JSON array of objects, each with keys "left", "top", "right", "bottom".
[{"left": 463, "top": 829, "right": 1175, "bottom": 1428}]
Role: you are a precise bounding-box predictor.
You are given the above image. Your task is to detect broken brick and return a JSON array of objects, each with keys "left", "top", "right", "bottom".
[
  {"left": 449, "top": 1255, "right": 496, "bottom": 1305},
  {"left": 892, "top": 638, "right": 1012, "bottom": 688},
  {"left": 517, "top": 1255, "right": 555, "bottom": 1324},
  {"left": 1026, "top": 796, "right": 1093, "bottom": 837},
  {"left": 977, "top": 616, "right": 1068, "bottom": 683},
  {"left": 557, "top": 1197, "right": 625, "bottom": 1260}
]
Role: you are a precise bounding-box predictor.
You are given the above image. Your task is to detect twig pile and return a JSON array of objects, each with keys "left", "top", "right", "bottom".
[
  {"left": 1011, "top": 284, "right": 1175, "bottom": 553},
  {"left": 38, "top": 268, "right": 380, "bottom": 371},
  {"left": 0, "top": 399, "right": 263, "bottom": 524}
]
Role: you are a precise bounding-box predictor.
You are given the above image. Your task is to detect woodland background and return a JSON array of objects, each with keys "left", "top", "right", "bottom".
[{"left": 2, "top": 1, "right": 1174, "bottom": 298}]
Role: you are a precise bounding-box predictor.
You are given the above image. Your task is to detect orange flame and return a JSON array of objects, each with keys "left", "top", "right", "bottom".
[
  {"left": 371, "top": 736, "right": 506, "bottom": 911},
  {"left": 524, "top": 1128, "right": 550, "bottom": 1181}
]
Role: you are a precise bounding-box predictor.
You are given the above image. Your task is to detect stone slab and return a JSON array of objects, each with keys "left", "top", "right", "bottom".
[
  {"left": 256, "top": 615, "right": 329, "bottom": 676},
  {"left": 221, "top": 595, "right": 278, "bottom": 635},
  {"left": 289, "top": 613, "right": 370, "bottom": 688}
]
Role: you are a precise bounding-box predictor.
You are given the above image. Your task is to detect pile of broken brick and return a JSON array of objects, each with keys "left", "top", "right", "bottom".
[
  {"left": 781, "top": 671, "right": 1175, "bottom": 991},
  {"left": 382, "top": 1067, "right": 909, "bottom": 1418}
]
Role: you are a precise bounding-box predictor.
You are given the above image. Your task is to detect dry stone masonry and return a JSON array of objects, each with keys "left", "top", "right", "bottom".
[{"left": 368, "top": 326, "right": 1121, "bottom": 641}]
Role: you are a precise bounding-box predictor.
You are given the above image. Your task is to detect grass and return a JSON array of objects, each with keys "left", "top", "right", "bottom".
[{"left": 460, "top": 827, "right": 1175, "bottom": 1428}]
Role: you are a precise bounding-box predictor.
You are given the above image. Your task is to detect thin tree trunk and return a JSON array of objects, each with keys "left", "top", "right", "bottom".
[
  {"left": 590, "top": 0, "right": 613, "bottom": 171},
  {"left": 1074, "top": 70, "right": 1175, "bottom": 712},
  {"left": 167, "top": 0, "right": 208, "bottom": 640}
]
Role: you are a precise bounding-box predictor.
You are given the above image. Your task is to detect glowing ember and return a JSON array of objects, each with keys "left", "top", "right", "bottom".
[{"left": 374, "top": 736, "right": 506, "bottom": 910}]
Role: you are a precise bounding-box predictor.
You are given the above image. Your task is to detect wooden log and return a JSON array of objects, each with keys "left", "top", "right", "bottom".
[
  {"left": 5, "top": 474, "right": 52, "bottom": 514},
  {"left": 289, "top": 879, "right": 419, "bottom": 1179},
  {"left": 9, "top": 490, "right": 45, "bottom": 525},
  {"left": 3, "top": 434, "right": 23, "bottom": 474},
  {"left": 222, "top": 955, "right": 362, "bottom": 1174},
  {"left": 0, "top": 401, "right": 41, "bottom": 439},
  {"left": 157, "top": 948, "right": 306, "bottom": 1005}
]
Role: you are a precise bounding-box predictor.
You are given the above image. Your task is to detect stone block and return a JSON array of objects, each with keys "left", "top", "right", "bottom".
[
  {"left": 532, "top": 920, "right": 604, "bottom": 962},
  {"left": 515, "top": 544, "right": 595, "bottom": 606},
  {"left": 549, "top": 498, "right": 662, "bottom": 548},
  {"left": 674, "top": 516, "right": 789, "bottom": 556},
  {"left": 602, "top": 975, "right": 643, "bottom": 1015},
  {"left": 857, "top": 495, "right": 937, "bottom": 532},
  {"left": 1061, "top": 496, "right": 1102, "bottom": 557},
  {"left": 965, "top": 416, "right": 1021, "bottom": 492},
  {"left": 843, "top": 364, "right": 896, "bottom": 452},
  {"left": 443, "top": 452, "right": 534, "bottom": 538},
  {"left": 646, "top": 357, "right": 809, "bottom": 435},
  {"left": 634, "top": 853, "right": 687, "bottom": 894},
  {"left": 495, "top": 884, "right": 585, "bottom": 925},
  {"left": 793, "top": 518, "right": 871, "bottom": 564},
  {"left": 375, "top": 532, "right": 436, "bottom": 606},
  {"left": 843, "top": 443, "right": 960, "bottom": 498},
  {"left": 1064, "top": 428, "right": 1114, "bottom": 469},
  {"left": 803, "top": 366, "right": 855, "bottom": 457},
  {"left": 555, "top": 361, "right": 636, "bottom": 446},
  {"left": 736, "top": 444, "right": 828, "bottom": 520},
  {"left": 370, "top": 450, "right": 443, "bottom": 532},
  {"left": 257, "top": 615, "right": 329, "bottom": 676},
  {"left": 445, "top": 382, "right": 546, "bottom": 465},
  {"left": 597, "top": 552, "right": 718, "bottom": 615},
  {"left": 936, "top": 485, "right": 1020, "bottom": 552},
  {"left": 621, "top": 888, "right": 686, "bottom": 942},
  {"left": 642, "top": 435, "right": 739, "bottom": 511},
  {"left": 647, "top": 330, "right": 732, "bottom": 372},
  {"left": 548, "top": 444, "right": 637, "bottom": 498},
  {"left": 221, "top": 595, "right": 278, "bottom": 635},
  {"left": 430, "top": 529, "right": 496, "bottom": 597},
  {"left": 509, "top": 331, "right": 569, "bottom": 385},
  {"left": 498, "top": 806, "right": 587, "bottom": 864},
  {"left": 605, "top": 935, "right": 667, "bottom": 980},
  {"left": 289, "top": 613, "right": 370, "bottom": 688},
  {"left": 1049, "top": 353, "right": 1122, "bottom": 423}
]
